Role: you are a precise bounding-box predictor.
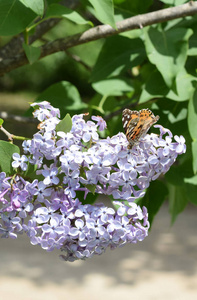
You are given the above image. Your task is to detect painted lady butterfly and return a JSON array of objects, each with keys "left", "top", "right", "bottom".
[{"left": 122, "top": 108, "right": 159, "bottom": 149}]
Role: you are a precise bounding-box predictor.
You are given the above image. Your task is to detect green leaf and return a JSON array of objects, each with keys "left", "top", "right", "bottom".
[
  {"left": 114, "top": 0, "right": 153, "bottom": 15},
  {"left": 191, "top": 141, "right": 197, "bottom": 174},
  {"left": 0, "top": 118, "right": 4, "bottom": 125},
  {"left": 188, "top": 89, "right": 197, "bottom": 173},
  {"left": 47, "top": 0, "right": 61, "bottom": 4},
  {"left": 165, "top": 158, "right": 197, "bottom": 206},
  {"left": 88, "top": 0, "right": 116, "bottom": 28},
  {"left": 91, "top": 36, "right": 146, "bottom": 82},
  {"left": 165, "top": 157, "right": 192, "bottom": 223},
  {"left": 0, "top": 0, "right": 36, "bottom": 36},
  {"left": 168, "top": 183, "right": 188, "bottom": 224},
  {"left": 56, "top": 113, "right": 72, "bottom": 133},
  {"left": 139, "top": 70, "right": 169, "bottom": 104},
  {"left": 19, "top": 0, "right": 44, "bottom": 16},
  {"left": 0, "top": 141, "right": 20, "bottom": 174},
  {"left": 184, "top": 174, "right": 197, "bottom": 185},
  {"left": 165, "top": 158, "right": 194, "bottom": 186},
  {"left": 85, "top": 184, "right": 97, "bottom": 194},
  {"left": 188, "top": 23, "right": 197, "bottom": 56},
  {"left": 45, "top": 4, "right": 91, "bottom": 25},
  {"left": 165, "top": 159, "right": 194, "bottom": 221},
  {"left": 136, "top": 181, "right": 168, "bottom": 226},
  {"left": 24, "top": 163, "right": 39, "bottom": 180},
  {"left": 160, "top": 0, "right": 187, "bottom": 4},
  {"left": 167, "top": 69, "right": 195, "bottom": 101},
  {"left": 184, "top": 182, "right": 197, "bottom": 205},
  {"left": 76, "top": 190, "right": 98, "bottom": 205},
  {"left": 188, "top": 89, "right": 197, "bottom": 140},
  {"left": 25, "top": 81, "right": 88, "bottom": 118},
  {"left": 92, "top": 77, "right": 134, "bottom": 96},
  {"left": 139, "top": 68, "right": 194, "bottom": 104},
  {"left": 22, "top": 43, "right": 41, "bottom": 64},
  {"left": 184, "top": 175, "right": 197, "bottom": 205},
  {"left": 144, "top": 27, "right": 193, "bottom": 87}
]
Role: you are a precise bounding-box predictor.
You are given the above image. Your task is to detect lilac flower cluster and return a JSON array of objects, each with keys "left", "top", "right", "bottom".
[{"left": 0, "top": 101, "right": 186, "bottom": 261}]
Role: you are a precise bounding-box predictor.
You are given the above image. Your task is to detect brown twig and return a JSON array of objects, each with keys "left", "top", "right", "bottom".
[
  {"left": 65, "top": 50, "right": 92, "bottom": 71},
  {"left": 0, "top": 125, "right": 14, "bottom": 141},
  {"left": 0, "top": 2, "right": 197, "bottom": 76},
  {"left": 0, "top": 18, "right": 61, "bottom": 60},
  {"left": 0, "top": 125, "right": 30, "bottom": 141},
  {"left": 0, "top": 0, "right": 80, "bottom": 60}
]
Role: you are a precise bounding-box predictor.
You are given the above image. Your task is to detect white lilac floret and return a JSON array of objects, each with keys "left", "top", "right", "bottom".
[{"left": 0, "top": 102, "right": 186, "bottom": 261}]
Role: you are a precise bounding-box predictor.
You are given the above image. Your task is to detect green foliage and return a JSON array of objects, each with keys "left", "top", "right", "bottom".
[
  {"left": 160, "top": 0, "right": 187, "bottom": 5},
  {"left": 25, "top": 81, "right": 88, "bottom": 117},
  {"left": 168, "top": 183, "right": 188, "bottom": 224},
  {"left": 0, "top": 141, "right": 20, "bottom": 174},
  {"left": 19, "top": 0, "right": 45, "bottom": 16},
  {"left": 56, "top": 113, "right": 72, "bottom": 133},
  {"left": 136, "top": 181, "right": 168, "bottom": 226},
  {"left": 188, "top": 89, "right": 197, "bottom": 173},
  {"left": 88, "top": 0, "right": 116, "bottom": 28},
  {"left": 90, "top": 36, "right": 145, "bottom": 82},
  {"left": 92, "top": 77, "right": 134, "bottom": 96},
  {"left": 1, "top": 0, "right": 197, "bottom": 225},
  {"left": 144, "top": 27, "right": 192, "bottom": 87},
  {"left": 45, "top": 3, "right": 91, "bottom": 25},
  {"left": 23, "top": 44, "right": 41, "bottom": 64},
  {"left": 76, "top": 189, "right": 98, "bottom": 205},
  {"left": 0, "top": 0, "right": 36, "bottom": 35}
]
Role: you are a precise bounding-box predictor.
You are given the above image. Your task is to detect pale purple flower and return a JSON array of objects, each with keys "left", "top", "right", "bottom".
[
  {"left": 0, "top": 101, "right": 186, "bottom": 262},
  {"left": 82, "top": 121, "right": 99, "bottom": 142},
  {"left": 174, "top": 135, "right": 186, "bottom": 154},
  {"left": 12, "top": 153, "right": 28, "bottom": 171},
  {"left": 42, "top": 217, "right": 65, "bottom": 237},
  {"left": 69, "top": 219, "right": 86, "bottom": 241},
  {"left": 91, "top": 116, "right": 107, "bottom": 131},
  {"left": 42, "top": 167, "right": 59, "bottom": 185},
  {"left": 34, "top": 181, "right": 52, "bottom": 202}
]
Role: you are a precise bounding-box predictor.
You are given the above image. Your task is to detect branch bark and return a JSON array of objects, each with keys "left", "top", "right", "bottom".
[
  {"left": 0, "top": 18, "right": 61, "bottom": 60},
  {"left": 1, "top": 1, "right": 197, "bottom": 76}
]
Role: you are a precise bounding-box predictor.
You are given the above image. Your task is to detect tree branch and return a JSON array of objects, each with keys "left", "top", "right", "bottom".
[
  {"left": 1, "top": 1, "right": 197, "bottom": 76},
  {"left": 0, "top": 19, "right": 61, "bottom": 61},
  {"left": 0, "top": 0, "right": 79, "bottom": 60}
]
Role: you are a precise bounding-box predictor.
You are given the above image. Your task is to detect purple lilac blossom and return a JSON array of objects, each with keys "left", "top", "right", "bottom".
[{"left": 0, "top": 101, "right": 186, "bottom": 261}]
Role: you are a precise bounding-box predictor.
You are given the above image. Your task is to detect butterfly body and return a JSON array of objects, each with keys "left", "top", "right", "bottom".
[{"left": 122, "top": 108, "right": 159, "bottom": 149}]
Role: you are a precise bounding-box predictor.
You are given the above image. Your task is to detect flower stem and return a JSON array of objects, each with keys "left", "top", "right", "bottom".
[{"left": 0, "top": 125, "right": 29, "bottom": 141}]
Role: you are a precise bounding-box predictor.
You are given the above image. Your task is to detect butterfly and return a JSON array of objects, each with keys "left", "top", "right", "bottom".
[{"left": 122, "top": 108, "right": 159, "bottom": 149}]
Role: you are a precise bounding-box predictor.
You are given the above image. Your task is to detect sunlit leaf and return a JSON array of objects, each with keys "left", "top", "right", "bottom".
[
  {"left": 92, "top": 77, "right": 134, "bottom": 96},
  {"left": 19, "top": 0, "right": 44, "bottom": 16},
  {"left": 0, "top": 0, "right": 36, "bottom": 35},
  {"left": 45, "top": 4, "right": 91, "bottom": 25},
  {"left": 144, "top": 27, "right": 192, "bottom": 87},
  {"left": 88, "top": 0, "right": 116, "bottom": 28},
  {"left": 91, "top": 36, "right": 145, "bottom": 82},
  {"left": 0, "top": 141, "right": 20, "bottom": 174},
  {"left": 25, "top": 81, "right": 88, "bottom": 118},
  {"left": 23, "top": 44, "right": 41, "bottom": 64},
  {"left": 56, "top": 114, "right": 72, "bottom": 133}
]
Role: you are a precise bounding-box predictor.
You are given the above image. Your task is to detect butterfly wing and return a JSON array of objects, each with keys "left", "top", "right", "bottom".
[
  {"left": 138, "top": 109, "right": 160, "bottom": 139},
  {"left": 122, "top": 108, "right": 160, "bottom": 149},
  {"left": 122, "top": 109, "right": 140, "bottom": 148}
]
